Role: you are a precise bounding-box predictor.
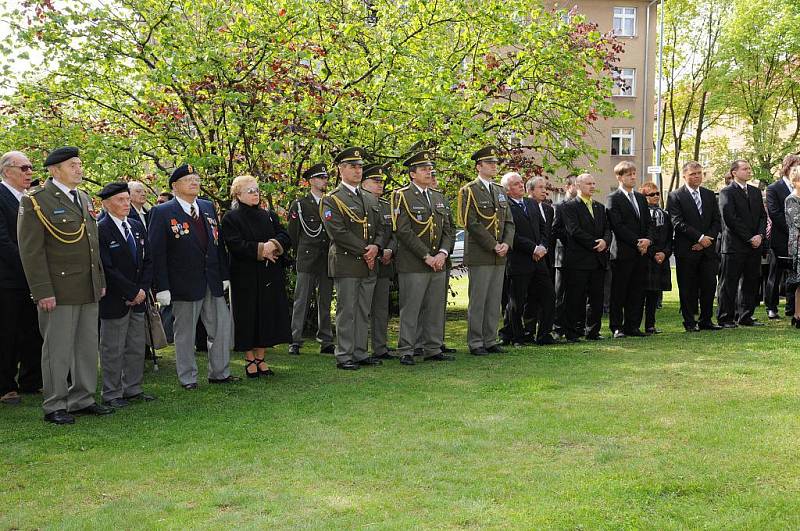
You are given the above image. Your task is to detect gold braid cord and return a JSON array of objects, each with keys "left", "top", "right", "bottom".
[
  {"left": 329, "top": 194, "right": 369, "bottom": 240},
  {"left": 457, "top": 185, "right": 498, "bottom": 239},
  {"left": 29, "top": 195, "right": 86, "bottom": 244},
  {"left": 391, "top": 189, "right": 435, "bottom": 245}
]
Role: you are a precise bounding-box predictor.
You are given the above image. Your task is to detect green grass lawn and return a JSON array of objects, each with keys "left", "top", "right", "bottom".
[{"left": 3, "top": 276, "right": 800, "bottom": 529}]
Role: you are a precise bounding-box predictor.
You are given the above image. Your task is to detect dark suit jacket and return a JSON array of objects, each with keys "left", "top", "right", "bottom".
[
  {"left": 0, "top": 184, "right": 28, "bottom": 290},
  {"left": 552, "top": 201, "right": 567, "bottom": 268},
  {"left": 666, "top": 185, "right": 722, "bottom": 258},
  {"left": 559, "top": 196, "right": 612, "bottom": 270},
  {"left": 534, "top": 200, "right": 556, "bottom": 271},
  {"left": 507, "top": 197, "right": 548, "bottom": 276},
  {"left": 129, "top": 207, "right": 149, "bottom": 231},
  {"left": 98, "top": 216, "right": 153, "bottom": 319},
  {"left": 148, "top": 198, "right": 230, "bottom": 301},
  {"left": 719, "top": 181, "right": 767, "bottom": 254},
  {"left": 606, "top": 188, "right": 654, "bottom": 261},
  {"left": 766, "top": 178, "right": 792, "bottom": 256}
]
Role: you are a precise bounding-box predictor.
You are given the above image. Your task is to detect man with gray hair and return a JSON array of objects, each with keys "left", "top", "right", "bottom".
[
  {"left": 127, "top": 180, "right": 150, "bottom": 229},
  {"left": 0, "top": 151, "right": 43, "bottom": 405}
]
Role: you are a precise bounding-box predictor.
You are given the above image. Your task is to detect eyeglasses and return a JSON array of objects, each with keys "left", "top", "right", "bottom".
[
  {"left": 244, "top": 187, "right": 259, "bottom": 194},
  {"left": 644, "top": 192, "right": 661, "bottom": 197},
  {"left": 8, "top": 165, "right": 33, "bottom": 172}
]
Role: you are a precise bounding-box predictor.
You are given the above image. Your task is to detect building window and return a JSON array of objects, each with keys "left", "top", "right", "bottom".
[
  {"left": 611, "top": 128, "right": 635, "bottom": 156},
  {"left": 613, "top": 7, "right": 636, "bottom": 37},
  {"left": 613, "top": 68, "right": 635, "bottom": 97}
]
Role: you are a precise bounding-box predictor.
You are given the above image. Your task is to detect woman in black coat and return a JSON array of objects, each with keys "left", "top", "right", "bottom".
[
  {"left": 640, "top": 181, "right": 672, "bottom": 334},
  {"left": 221, "top": 175, "right": 292, "bottom": 377}
]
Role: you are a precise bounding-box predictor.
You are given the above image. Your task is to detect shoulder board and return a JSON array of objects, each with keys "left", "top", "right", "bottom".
[
  {"left": 429, "top": 187, "right": 441, "bottom": 193},
  {"left": 397, "top": 184, "right": 411, "bottom": 191},
  {"left": 379, "top": 197, "right": 390, "bottom": 204},
  {"left": 28, "top": 185, "right": 45, "bottom": 195}
]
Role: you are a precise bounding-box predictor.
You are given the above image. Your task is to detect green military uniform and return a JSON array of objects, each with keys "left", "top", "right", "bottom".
[
  {"left": 457, "top": 146, "right": 515, "bottom": 352},
  {"left": 321, "top": 148, "right": 386, "bottom": 366},
  {"left": 371, "top": 191, "right": 396, "bottom": 358},
  {"left": 18, "top": 175, "right": 106, "bottom": 416},
  {"left": 288, "top": 182, "right": 334, "bottom": 353},
  {"left": 392, "top": 153, "right": 454, "bottom": 362}
]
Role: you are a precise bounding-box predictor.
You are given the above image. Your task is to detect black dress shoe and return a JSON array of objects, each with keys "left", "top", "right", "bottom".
[
  {"left": 413, "top": 348, "right": 424, "bottom": 357},
  {"left": 586, "top": 334, "right": 604, "bottom": 340},
  {"left": 375, "top": 352, "right": 394, "bottom": 360},
  {"left": 357, "top": 357, "right": 383, "bottom": 366},
  {"left": 719, "top": 322, "right": 738, "bottom": 329},
  {"left": 182, "top": 383, "right": 198, "bottom": 390},
  {"left": 425, "top": 353, "right": 455, "bottom": 361},
  {"left": 486, "top": 345, "right": 505, "bottom": 354},
  {"left": 564, "top": 336, "right": 582, "bottom": 343},
  {"left": 209, "top": 375, "right": 241, "bottom": 384},
  {"left": 739, "top": 320, "right": 765, "bottom": 327},
  {"left": 72, "top": 403, "right": 115, "bottom": 416},
  {"left": 645, "top": 327, "right": 662, "bottom": 335},
  {"left": 536, "top": 336, "right": 556, "bottom": 345},
  {"left": 320, "top": 344, "right": 335, "bottom": 354},
  {"left": 685, "top": 323, "right": 700, "bottom": 332},
  {"left": 698, "top": 323, "right": 723, "bottom": 330},
  {"left": 625, "top": 329, "right": 647, "bottom": 337},
  {"left": 44, "top": 409, "right": 75, "bottom": 425},
  {"left": 124, "top": 393, "right": 156, "bottom": 402},
  {"left": 612, "top": 330, "right": 626, "bottom": 339},
  {"left": 768, "top": 310, "right": 781, "bottom": 319},
  {"left": 399, "top": 354, "right": 416, "bottom": 365},
  {"left": 103, "top": 398, "right": 130, "bottom": 409},
  {"left": 441, "top": 345, "right": 456, "bottom": 353},
  {"left": 336, "top": 360, "right": 360, "bottom": 370},
  {"left": 288, "top": 344, "right": 300, "bottom": 355},
  {"left": 470, "top": 348, "right": 490, "bottom": 356}
]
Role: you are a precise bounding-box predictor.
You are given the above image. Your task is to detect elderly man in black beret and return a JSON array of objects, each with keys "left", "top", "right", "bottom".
[
  {"left": 18, "top": 146, "right": 111, "bottom": 424},
  {"left": 97, "top": 182, "right": 155, "bottom": 408}
]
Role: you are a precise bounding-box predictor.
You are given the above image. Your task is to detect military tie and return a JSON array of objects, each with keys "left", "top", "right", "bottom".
[
  {"left": 122, "top": 220, "right": 137, "bottom": 263},
  {"left": 190, "top": 204, "right": 199, "bottom": 220},
  {"left": 69, "top": 190, "right": 81, "bottom": 210},
  {"left": 423, "top": 189, "right": 431, "bottom": 208}
]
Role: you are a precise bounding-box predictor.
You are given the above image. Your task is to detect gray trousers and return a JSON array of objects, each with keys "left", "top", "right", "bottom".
[
  {"left": 172, "top": 288, "right": 231, "bottom": 385},
  {"left": 399, "top": 271, "right": 446, "bottom": 357},
  {"left": 370, "top": 276, "right": 390, "bottom": 356},
  {"left": 38, "top": 302, "right": 99, "bottom": 414},
  {"left": 334, "top": 275, "right": 376, "bottom": 364},
  {"left": 467, "top": 265, "right": 505, "bottom": 350},
  {"left": 417, "top": 267, "right": 450, "bottom": 349},
  {"left": 99, "top": 310, "right": 145, "bottom": 401},
  {"left": 290, "top": 271, "right": 334, "bottom": 348}
]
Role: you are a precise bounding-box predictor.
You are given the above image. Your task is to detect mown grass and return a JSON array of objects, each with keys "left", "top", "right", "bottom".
[{"left": 2, "top": 276, "right": 800, "bottom": 529}]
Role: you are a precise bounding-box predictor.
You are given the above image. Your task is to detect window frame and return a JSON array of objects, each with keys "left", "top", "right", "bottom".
[
  {"left": 611, "top": 127, "right": 635, "bottom": 156},
  {"left": 613, "top": 7, "right": 637, "bottom": 37}
]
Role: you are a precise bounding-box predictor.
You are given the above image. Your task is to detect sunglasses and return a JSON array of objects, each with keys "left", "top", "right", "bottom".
[
  {"left": 244, "top": 187, "right": 259, "bottom": 194},
  {"left": 644, "top": 192, "right": 661, "bottom": 197},
  {"left": 9, "top": 165, "right": 33, "bottom": 172}
]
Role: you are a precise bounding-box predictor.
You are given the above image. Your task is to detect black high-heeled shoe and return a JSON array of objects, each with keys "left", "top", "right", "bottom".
[
  {"left": 255, "top": 358, "right": 274, "bottom": 376},
  {"left": 245, "top": 359, "right": 260, "bottom": 378}
]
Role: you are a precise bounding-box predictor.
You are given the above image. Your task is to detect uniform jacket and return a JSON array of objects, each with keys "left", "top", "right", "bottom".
[
  {"left": 321, "top": 183, "right": 386, "bottom": 278},
  {"left": 666, "top": 185, "right": 722, "bottom": 259},
  {"left": 458, "top": 178, "right": 515, "bottom": 266},
  {"left": 606, "top": 188, "right": 654, "bottom": 261},
  {"left": 147, "top": 197, "right": 229, "bottom": 302},
  {"left": 766, "top": 178, "right": 792, "bottom": 256},
  {"left": 719, "top": 181, "right": 767, "bottom": 255},
  {"left": 558, "top": 196, "right": 612, "bottom": 271},
  {"left": 17, "top": 179, "right": 105, "bottom": 304},
  {"left": 0, "top": 183, "right": 28, "bottom": 290},
  {"left": 376, "top": 198, "right": 397, "bottom": 279},
  {"left": 288, "top": 193, "right": 329, "bottom": 275},
  {"left": 507, "top": 197, "right": 549, "bottom": 277},
  {"left": 98, "top": 216, "right": 153, "bottom": 319},
  {"left": 392, "top": 184, "right": 454, "bottom": 274}
]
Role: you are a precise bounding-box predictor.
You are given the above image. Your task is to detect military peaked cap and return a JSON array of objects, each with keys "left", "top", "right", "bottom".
[
  {"left": 303, "top": 163, "right": 329, "bottom": 181},
  {"left": 363, "top": 163, "right": 389, "bottom": 181},
  {"left": 402, "top": 151, "right": 434, "bottom": 168},
  {"left": 471, "top": 145, "right": 500, "bottom": 163},
  {"left": 333, "top": 147, "right": 366, "bottom": 165}
]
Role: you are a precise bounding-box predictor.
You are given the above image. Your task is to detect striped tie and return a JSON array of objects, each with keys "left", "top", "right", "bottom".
[{"left": 692, "top": 190, "right": 702, "bottom": 215}]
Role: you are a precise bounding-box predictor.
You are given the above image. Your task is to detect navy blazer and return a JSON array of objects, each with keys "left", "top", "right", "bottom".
[
  {"left": 0, "top": 184, "right": 28, "bottom": 290},
  {"left": 98, "top": 216, "right": 153, "bottom": 319},
  {"left": 766, "top": 179, "right": 791, "bottom": 256},
  {"left": 129, "top": 207, "right": 148, "bottom": 231},
  {"left": 507, "top": 197, "right": 549, "bottom": 276},
  {"left": 719, "top": 181, "right": 767, "bottom": 255},
  {"left": 147, "top": 198, "right": 229, "bottom": 302},
  {"left": 558, "top": 196, "right": 612, "bottom": 270},
  {"left": 607, "top": 188, "right": 654, "bottom": 261},
  {"left": 666, "top": 185, "right": 722, "bottom": 258}
]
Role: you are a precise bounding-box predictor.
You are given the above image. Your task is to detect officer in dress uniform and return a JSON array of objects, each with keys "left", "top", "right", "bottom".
[
  {"left": 457, "top": 146, "right": 515, "bottom": 355},
  {"left": 97, "top": 182, "right": 156, "bottom": 408},
  {"left": 18, "top": 146, "right": 111, "bottom": 424},
  {"left": 360, "top": 164, "right": 396, "bottom": 360},
  {"left": 392, "top": 151, "right": 455, "bottom": 365},
  {"left": 288, "top": 163, "right": 335, "bottom": 355},
  {"left": 320, "top": 147, "right": 386, "bottom": 370}
]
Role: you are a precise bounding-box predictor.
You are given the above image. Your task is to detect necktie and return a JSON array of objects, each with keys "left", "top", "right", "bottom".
[
  {"left": 628, "top": 191, "right": 640, "bottom": 217},
  {"left": 692, "top": 190, "right": 703, "bottom": 215},
  {"left": 539, "top": 203, "right": 547, "bottom": 222},
  {"left": 518, "top": 199, "right": 527, "bottom": 216},
  {"left": 69, "top": 190, "right": 81, "bottom": 210},
  {"left": 190, "top": 204, "right": 199, "bottom": 220},
  {"left": 423, "top": 189, "right": 431, "bottom": 208},
  {"left": 122, "top": 220, "right": 137, "bottom": 261},
  {"left": 742, "top": 185, "right": 751, "bottom": 210}
]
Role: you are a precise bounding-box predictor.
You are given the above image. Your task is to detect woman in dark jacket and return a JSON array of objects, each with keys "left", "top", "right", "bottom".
[
  {"left": 221, "top": 175, "right": 292, "bottom": 377},
  {"left": 640, "top": 181, "right": 672, "bottom": 334}
]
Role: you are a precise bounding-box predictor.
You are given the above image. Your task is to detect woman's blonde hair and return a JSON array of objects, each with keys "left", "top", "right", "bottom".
[{"left": 230, "top": 175, "right": 258, "bottom": 198}]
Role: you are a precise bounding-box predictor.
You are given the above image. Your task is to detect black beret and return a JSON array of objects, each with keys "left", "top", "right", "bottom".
[
  {"left": 402, "top": 151, "right": 434, "bottom": 169},
  {"left": 471, "top": 145, "right": 500, "bottom": 163},
  {"left": 303, "top": 163, "right": 329, "bottom": 181},
  {"left": 169, "top": 164, "right": 197, "bottom": 186},
  {"left": 43, "top": 146, "right": 79, "bottom": 167},
  {"left": 363, "top": 163, "right": 389, "bottom": 181},
  {"left": 333, "top": 147, "right": 366, "bottom": 165},
  {"left": 97, "top": 181, "right": 130, "bottom": 200}
]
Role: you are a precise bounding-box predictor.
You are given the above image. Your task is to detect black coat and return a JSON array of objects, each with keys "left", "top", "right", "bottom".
[
  {"left": 559, "top": 196, "right": 612, "bottom": 270},
  {"left": 766, "top": 179, "right": 791, "bottom": 256},
  {"left": 645, "top": 206, "right": 673, "bottom": 292},
  {"left": 507, "top": 197, "right": 549, "bottom": 276},
  {"left": 606, "top": 188, "right": 654, "bottom": 261},
  {"left": 719, "top": 181, "right": 767, "bottom": 255},
  {"left": 666, "top": 185, "right": 722, "bottom": 259},
  {"left": 536, "top": 200, "right": 556, "bottom": 272},
  {"left": 98, "top": 216, "right": 153, "bottom": 319},
  {"left": 0, "top": 184, "right": 27, "bottom": 290},
  {"left": 220, "top": 204, "right": 292, "bottom": 350}
]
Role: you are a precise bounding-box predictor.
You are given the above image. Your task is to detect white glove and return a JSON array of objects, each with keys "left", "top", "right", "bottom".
[
  {"left": 222, "top": 280, "right": 231, "bottom": 291},
  {"left": 156, "top": 290, "right": 171, "bottom": 307}
]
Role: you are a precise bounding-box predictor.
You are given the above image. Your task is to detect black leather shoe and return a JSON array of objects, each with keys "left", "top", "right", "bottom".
[
  {"left": 209, "top": 375, "right": 241, "bottom": 384},
  {"left": 719, "top": 322, "right": 738, "bottom": 329},
  {"left": 182, "top": 383, "right": 198, "bottom": 390},
  {"left": 375, "top": 352, "right": 394, "bottom": 360},
  {"left": 44, "top": 409, "right": 75, "bottom": 425},
  {"left": 767, "top": 310, "right": 780, "bottom": 319},
  {"left": 72, "top": 403, "right": 115, "bottom": 416},
  {"left": 357, "top": 357, "right": 382, "bottom": 366},
  {"left": 288, "top": 344, "right": 300, "bottom": 355},
  {"left": 103, "top": 398, "right": 130, "bottom": 409},
  {"left": 441, "top": 345, "right": 456, "bottom": 353},
  {"left": 336, "top": 360, "right": 360, "bottom": 370},
  {"left": 645, "top": 328, "right": 662, "bottom": 335},
  {"left": 425, "top": 353, "right": 455, "bottom": 361},
  {"left": 612, "top": 330, "right": 626, "bottom": 339},
  {"left": 124, "top": 393, "right": 156, "bottom": 402},
  {"left": 399, "top": 354, "right": 416, "bottom": 365},
  {"left": 413, "top": 348, "right": 424, "bottom": 357},
  {"left": 320, "top": 344, "right": 335, "bottom": 354},
  {"left": 625, "top": 329, "right": 647, "bottom": 337},
  {"left": 470, "top": 348, "right": 490, "bottom": 356},
  {"left": 486, "top": 345, "right": 505, "bottom": 354},
  {"left": 536, "top": 336, "right": 556, "bottom": 345},
  {"left": 565, "top": 336, "right": 582, "bottom": 343},
  {"left": 685, "top": 323, "right": 700, "bottom": 332},
  {"left": 586, "top": 334, "right": 604, "bottom": 340},
  {"left": 739, "top": 320, "right": 765, "bottom": 327},
  {"left": 698, "top": 323, "right": 723, "bottom": 330}
]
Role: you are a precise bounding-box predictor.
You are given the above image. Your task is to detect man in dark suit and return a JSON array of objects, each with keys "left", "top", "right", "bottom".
[
  {"left": 550, "top": 176, "right": 578, "bottom": 338},
  {"left": 559, "top": 173, "right": 612, "bottom": 341},
  {"left": 666, "top": 161, "right": 723, "bottom": 332},
  {"left": 127, "top": 180, "right": 150, "bottom": 230},
  {"left": 765, "top": 154, "right": 799, "bottom": 319},
  {"left": 97, "top": 182, "right": 155, "bottom": 408},
  {"left": 717, "top": 160, "right": 767, "bottom": 327},
  {"left": 502, "top": 173, "right": 555, "bottom": 345},
  {"left": 606, "top": 162, "right": 654, "bottom": 338},
  {"left": 0, "top": 151, "right": 43, "bottom": 405},
  {"left": 148, "top": 164, "right": 236, "bottom": 389}
]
